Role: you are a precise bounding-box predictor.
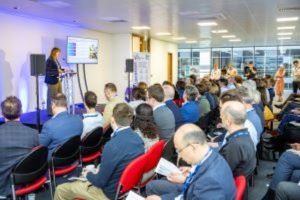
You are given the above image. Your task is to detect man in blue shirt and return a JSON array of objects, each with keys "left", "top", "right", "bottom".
[
  {"left": 146, "top": 124, "right": 236, "bottom": 200},
  {"left": 54, "top": 103, "right": 144, "bottom": 200},
  {"left": 180, "top": 85, "right": 200, "bottom": 123}
]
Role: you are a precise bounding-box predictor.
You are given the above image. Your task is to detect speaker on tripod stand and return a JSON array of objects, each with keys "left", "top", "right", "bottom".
[{"left": 30, "top": 54, "right": 46, "bottom": 132}]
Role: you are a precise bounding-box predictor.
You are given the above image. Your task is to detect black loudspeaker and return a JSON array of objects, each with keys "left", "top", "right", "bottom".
[
  {"left": 30, "top": 54, "right": 46, "bottom": 76},
  {"left": 125, "top": 59, "right": 134, "bottom": 72}
]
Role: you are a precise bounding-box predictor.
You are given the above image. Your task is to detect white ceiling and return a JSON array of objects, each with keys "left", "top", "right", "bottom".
[{"left": 0, "top": 0, "right": 299, "bottom": 48}]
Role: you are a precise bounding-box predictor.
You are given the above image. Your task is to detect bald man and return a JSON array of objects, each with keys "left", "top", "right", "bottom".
[
  {"left": 146, "top": 124, "right": 236, "bottom": 200},
  {"left": 219, "top": 101, "right": 256, "bottom": 178},
  {"left": 163, "top": 85, "right": 183, "bottom": 130}
]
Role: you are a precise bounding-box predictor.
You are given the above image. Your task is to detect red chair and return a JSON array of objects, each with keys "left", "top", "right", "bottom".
[
  {"left": 10, "top": 146, "right": 52, "bottom": 200},
  {"left": 235, "top": 176, "right": 246, "bottom": 200},
  {"left": 141, "top": 140, "right": 166, "bottom": 186},
  {"left": 114, "top": 154, "right": 147, "bottom": 200}
]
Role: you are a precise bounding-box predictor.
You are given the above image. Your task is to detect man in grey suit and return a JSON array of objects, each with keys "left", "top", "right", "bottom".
[
  {"left": 0, "top": 96, "right": 39, "bottom": 197},
  {"left": 147, "top": 84, "right": 175, "bottom": 140}
]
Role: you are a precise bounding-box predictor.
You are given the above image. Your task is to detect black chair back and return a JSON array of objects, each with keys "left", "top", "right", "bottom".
[
  {"left": 101, "top": 126, "right": 113, "bottom": 146},
  {"left": 12, "top": 146, "right": 48, "bottom": 185},
  {"left": 81, "top": 127, "right": 103, "bottom": 155},
  {"left": 52, "top": 135, "right": 80, "bottom": 167}
]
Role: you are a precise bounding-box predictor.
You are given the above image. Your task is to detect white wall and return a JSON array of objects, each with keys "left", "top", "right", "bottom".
[
  {"left": 111, "top": 34, "right": 132, "bottom": 100},
  {"left": 0, "top": 12, "right": 113, "bottom": 112},
  {"left": 150, "top": 39, "right": 178, "bottom": 84}
]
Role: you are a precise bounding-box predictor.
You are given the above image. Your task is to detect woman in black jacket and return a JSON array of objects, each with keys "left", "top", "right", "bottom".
[{"left": 45, "top": 47, "right": 64, "bottom": 115}]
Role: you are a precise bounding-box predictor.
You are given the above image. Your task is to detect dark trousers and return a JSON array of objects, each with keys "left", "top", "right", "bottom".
[
  {"left": 47, "top": 81, "right": 62, "bottom": 115},
  {"left": 292, "top": 81, "right": 300, "bottom": 94}
]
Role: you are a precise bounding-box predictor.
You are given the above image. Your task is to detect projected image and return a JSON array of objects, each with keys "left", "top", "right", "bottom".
[{"left": 67, "top": 37, "right": 99, "bottom": 64}]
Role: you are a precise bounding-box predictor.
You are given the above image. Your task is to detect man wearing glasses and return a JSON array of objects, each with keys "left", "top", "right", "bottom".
[{"left": 146, "top": 124, "right": 236, "bottom": 200}]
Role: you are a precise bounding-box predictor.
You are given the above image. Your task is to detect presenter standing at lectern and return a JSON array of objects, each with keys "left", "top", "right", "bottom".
[{"left": 45, "top": 47, "right": 64, "bottom": 115}]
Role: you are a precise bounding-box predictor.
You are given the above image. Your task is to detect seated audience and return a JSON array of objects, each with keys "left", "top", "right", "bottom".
[
  {"left": 175, "top": 80, "right": 186, "bottom": 99},
  {"left": 81, "top": 91, "right": 103, "bottom": 139},
  {"left": 242, "top": 80, "right": 265, "bottom": 127},
  {"left": 263, "top": 145, "right": 300, "bottom": 200},
  {"left": 219, "top": 90, "right": 258, "bottom": 147},
  {"left": 219, "top": 77, "right": 229, "bottom": 95},
  {"left": 196, "top": 82, "right": 211, "bottom": 117},
  {"left": 163, "top": 84, "right": 183, "bottom": 129},
  {"left": 219, "top": 101, "right": 256, "bottom": 177},
  {"left": 128, "top": 87, "right": 146, "bottom": 111},
  {"left": 147, "top": 84, "right": 175, "bottom": 140},
  {"left": 132, "top": 103, "right": 159, "bottom": 151},
  {"left": 39, "top": 93, "right": 83, "bottom": 159},
  {"left": 180, "top": 85, "right": 200, "bottom": 123},
  {"left": 237, "top": 86, "right": 263, "bottom": 140},
  {"left": 234, "top": 75, "right": 243, "bottom": 87},
  {"left": 146, "top": 124, "right": 236, "bottom": 200},
  {"left": 102, "top": 83, "right": 123, "bottom": 128},
  {"left": 0, "top": 96, "right": 39, "bottom": 197},
  {"left": 54, "top": 103, "right": 144, "bottom": 200}
]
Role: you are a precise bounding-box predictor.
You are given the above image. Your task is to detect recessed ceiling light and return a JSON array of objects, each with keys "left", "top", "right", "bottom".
[
  {"left": 131, "top": 26, "right": 151, "bottom": 30},
  {"left": 277, "top": 17, "right": 299, "bottom": 22},
  {"left": 278, "top": 37, "right": 291, "bottom": 40},
  {"left": 172, "top": 37, "right": 186, "bottom": 40},
  {"left": 277, "top": 32, "right": 293, "bottom": 36},
  {"left": 222, "top": 35, "right": 236, "bottom": 38},
  {"left": 229, "top": 39, "right": 241, "bottom": 42},
  {"left": 277, "top": 26, "right": 295, "bottom": 30},
  {"left": 211, "top": 29, "right": 228, "bottom": 33},
  {"left": 156, "top": 32, "right": 171, "bottom": 36},
  {"left": 197, "top": 21, "right": 218, "bottom": 26},
  {"left": 186, "top": 40, "right": 198, "bottom": 44}
]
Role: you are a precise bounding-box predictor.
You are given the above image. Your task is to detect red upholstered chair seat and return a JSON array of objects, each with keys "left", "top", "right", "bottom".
[
  {"left": 15, "top": 176, "right": 47, "bottom": 196},
  {"left": 53, "top": 164, "right": 78, "bottom": 176},
  {"left": 82, "top": 151, "right": 101, "bottom": 163}
]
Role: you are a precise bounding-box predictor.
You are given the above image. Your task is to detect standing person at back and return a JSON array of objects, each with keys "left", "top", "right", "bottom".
[
  {"left": 147, "top": 84, "right": 175, "bottom": 140},
  {"left": 0, "top": 96, "right": 39, "bottom": 197},
  {"left": 102, "top": 83, "right": 123, "bottom": 128},
  {"left": 45, "top": 47, "right": 64, "bottom": 116},
  {"left": 292, "top": 60, "right": 300, "bottom": 94},
  {"left": 39, "top": 93, "right": 83, "bottom": 159},
  {"left": 81, "top": 91, "right": 103, "bottom": 139}
]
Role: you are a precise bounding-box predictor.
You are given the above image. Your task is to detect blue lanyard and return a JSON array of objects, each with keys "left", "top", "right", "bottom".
[
  {"left": 181, "top": 149, "right": 213, "bottom": 198},
  {"left": 226, "top": 131, "right": 249, "bottom": 143}
]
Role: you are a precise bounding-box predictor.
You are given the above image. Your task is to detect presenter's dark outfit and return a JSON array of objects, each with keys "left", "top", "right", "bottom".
[{"left": 45, "top": 57, "right": 63, "bottom": 115}]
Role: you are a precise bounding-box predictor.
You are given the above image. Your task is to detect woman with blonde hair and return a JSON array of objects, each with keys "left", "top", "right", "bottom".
[
  {"left": 45, "top": 47, "right": 64, "bottom": 115},
  {"left": 275, "top": 65, "right": 286, "bottom": 102}
]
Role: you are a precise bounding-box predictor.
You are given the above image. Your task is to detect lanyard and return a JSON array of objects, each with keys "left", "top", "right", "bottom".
[
  {"left": 226, "top": 130, "right": 249, "bottom": 143},
  {"left": 180, "top": 149, "right": 213, "bottom": 199}
]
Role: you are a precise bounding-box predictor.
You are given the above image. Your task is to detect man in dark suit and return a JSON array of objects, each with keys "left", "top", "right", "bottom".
[
  {"left": 39, "top": 93, "right": 83, "bottom": 160},
  {"left": 54, "top": 103, "right": 144, "bottom": 200},
  {"left": 146, "top": 124, "right": 236, "bottom": 200},
  {"left": 0, "top": 96, "right": 39, "bottom": 197},
  {"left": 147, "top": 84, "right": 175, "bottom": 140}
]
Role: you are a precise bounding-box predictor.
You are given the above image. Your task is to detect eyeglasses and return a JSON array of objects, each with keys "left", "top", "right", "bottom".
[{"left": 176, "top": 143, "right": 198, "bottom": 154}]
